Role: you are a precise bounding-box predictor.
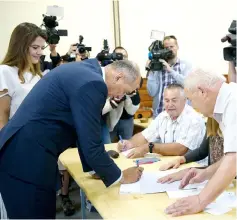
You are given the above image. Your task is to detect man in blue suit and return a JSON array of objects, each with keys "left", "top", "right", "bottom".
[{"left": 0, "top": 59, "right": 143, "bottom": 219}]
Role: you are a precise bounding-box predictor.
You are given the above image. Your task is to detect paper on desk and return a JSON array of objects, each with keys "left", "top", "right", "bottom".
[
  {"left": 167, "top": 189, "right": 202, "bottom": 198},
  {"left": 141, "top": 172, "right": 181, "bottom": 194},
  {"left": 215, "top": 191, "right": 237, "bottom": 208},
  {"left": 166, "top": 190, "right": 236, "bottom": 215},
  {"left": 120, "top": 180, "right": 140, "bottom": 194},
  {"left": 121, "top": 148, "right": 134, "bottom": 157},
  {"left": 204, "top": 205, "right": 232, "bottom": 215},
  {"left": 204, "top": 193, "right": 235, "bottom": 216},
  {"left": 120, "top": 171, "right": 204, "bottom": 195}
]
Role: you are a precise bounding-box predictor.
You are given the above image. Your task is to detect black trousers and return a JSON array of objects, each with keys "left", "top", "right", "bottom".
[{"left": 0, "top": 171, "right": 56, "bottom": 219}]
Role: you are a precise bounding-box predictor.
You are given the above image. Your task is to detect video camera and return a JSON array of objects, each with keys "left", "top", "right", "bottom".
[
  {"left": 76, "top": 35, "right": 92, "bottom": 54},
  {"left": 96, "top": 39, "right": 123, "bottom": 67},
  {"left": 41, "top": 14, "right": 68, "bottom": 44},
  {"left": 221, "top": 20, "right": 236, "bottom": 66},
  {"left": 147, "top": 40, "right": 173, "bottom": 71}
]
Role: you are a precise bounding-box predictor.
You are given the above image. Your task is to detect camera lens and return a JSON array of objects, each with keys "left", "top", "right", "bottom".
[{"left": 79, "top": 47, "right": 85, "bottom": 54}]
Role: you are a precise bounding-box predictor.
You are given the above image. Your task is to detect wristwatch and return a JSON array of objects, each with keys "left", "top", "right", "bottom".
[{"left": 148, "top": 142, "right": 154, "bottom": 153}]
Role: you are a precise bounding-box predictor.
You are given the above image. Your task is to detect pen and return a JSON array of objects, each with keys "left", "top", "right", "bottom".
[
  {"left": 136, "top": 160, "right": 139, "bottom": 167},
  {"left": 119, "top": 135, "right": 126, "bottom": 151},
  {"left": 119, "top": 135, "right": 123, "bottom": 143},
  {"left": 139, "top": 161, "right": 154, "bottom": 165}
]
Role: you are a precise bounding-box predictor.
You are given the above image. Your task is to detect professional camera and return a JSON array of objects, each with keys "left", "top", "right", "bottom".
[
  {"left": 41, "top": 14, "right": 68, "bottom": 44},
  {"left": 96, "top": 39, "right": 123, "bottom": 66},
  {"left": 221, "top": 20, "right": 236, "bottom": 66},
  {"left": 76, "top": 35, "right": 92, "bottom": 54},
  {"left": 147, "top": 40, "right": 173, "bottom": 71}
]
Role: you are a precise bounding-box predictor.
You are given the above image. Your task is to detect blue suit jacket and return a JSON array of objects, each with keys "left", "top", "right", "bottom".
[{"left": 0, "top": 59, "right": 121, "bottom": 189}]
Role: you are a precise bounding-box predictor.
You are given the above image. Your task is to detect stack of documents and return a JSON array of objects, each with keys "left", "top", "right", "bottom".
[{"left": 120, "top": 171, "right": 207, "bottom": 194}]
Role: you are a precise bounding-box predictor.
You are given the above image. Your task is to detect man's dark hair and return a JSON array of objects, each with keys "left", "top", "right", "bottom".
[{"left": 113, "top": 46, "right": 127, "bottom": 53}]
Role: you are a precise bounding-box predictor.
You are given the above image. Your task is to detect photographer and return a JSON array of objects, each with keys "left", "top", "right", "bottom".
[
  {"left": 146, "top": 35, "right": 192, "bottom": 118},
  {"left": 76, "top": 50, "right": 90, "bottom": 61}
]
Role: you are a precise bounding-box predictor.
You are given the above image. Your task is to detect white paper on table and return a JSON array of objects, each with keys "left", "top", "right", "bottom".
[
  {"left": 183, "top": 180, "right": 208, "bottom": 190},
  {"left": 141, "top": 172, "right": 181, "bottom": 194},
  {"left": 120, "top": 171, "right": 204, "bottom": 195},
  {"left": 120, "top": 170, "right": 211, "bottom": 195},
  {"left": 167, "top": 189, "right": 202, "bottom": 198},
  {"left": 215, "top": 191, "right": 237, "bottom": 208},
  {"left": 202, "top": 191, "right": 236, "bottom": 215},
  {"left": 205, "top": 204, "right": 232, "bottom": 215},
  {"left": 121, "top": 148, "right": 134, "bottom": 157},
  {"left": 120, "top": 180, "right": 141, "bottom": 194}
]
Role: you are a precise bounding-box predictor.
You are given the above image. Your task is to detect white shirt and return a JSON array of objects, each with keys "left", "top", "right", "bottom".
[
  {"left": 0, "top": 65, "right": 41, "bottom": 119},
  {"left": 142, "top": 104, "right": 206, "bottom": 150},
  {"left": 213, "top": 82, "right": 237, "bottom": 153}
]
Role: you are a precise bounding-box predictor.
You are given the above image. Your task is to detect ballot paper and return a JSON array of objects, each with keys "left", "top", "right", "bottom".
[
  {"left": 121, "top": 148, "right": 134, "bottom": 157},
  {"left": 204, "top": 205, "right": 233, "bottom": 215},
  {"left": 167, "top": 190, "right": 236, "bottom": 215},
  {"left": 120, "top": 171, "right": 207, "bottom": 194},
  {"left": 120, "top": 180, "right": 140, "bottom": 194},
  {"left": 204, "top": 193, "right": 236, "bottom": 215},
  {"left": 167, "top": 189, "right": 202, "bottom": 198}
]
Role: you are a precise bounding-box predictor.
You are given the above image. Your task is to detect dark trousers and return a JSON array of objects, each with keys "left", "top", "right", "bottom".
[
  {"left": 0, "top": 171, "right": 56, "bottom": 219},
  {"left": 110, "top": 117, "right": 134, "bottom": 142}
]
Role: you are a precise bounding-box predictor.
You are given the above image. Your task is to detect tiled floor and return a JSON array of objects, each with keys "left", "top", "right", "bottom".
[{"left": 56, "top": 182, "right": 102, "bottom": 219}]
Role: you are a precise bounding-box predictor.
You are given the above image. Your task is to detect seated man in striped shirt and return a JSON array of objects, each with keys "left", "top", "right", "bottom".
[{"left": 117, "top": 83, "right": 206, "bottom": 158}]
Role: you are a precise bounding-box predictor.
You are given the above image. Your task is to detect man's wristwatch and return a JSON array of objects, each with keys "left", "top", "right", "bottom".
[{"left": 148, "top": 142, "right": 154, "bottom": 153}]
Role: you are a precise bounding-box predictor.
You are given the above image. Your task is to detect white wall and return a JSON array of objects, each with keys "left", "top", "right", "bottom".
[
  {"left": 119, "top": 0, "right": 237, "bottom": 76},
  {"left": 0, "top": 0, "right": 236, "bottom": 76},
  {"left": 0, "top": 0, "right": 114, "bottom": 61}
]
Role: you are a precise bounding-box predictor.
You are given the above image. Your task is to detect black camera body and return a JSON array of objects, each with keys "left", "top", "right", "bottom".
[
  {"left": 42, "top": 15, "right": 68, "bottom": 44},
  {"left": 96, "top": 39, "right": 123, "bottom": 67},
  {"left": 76, "top": 35, "right": 92, "bottom": 54},
  {"left": 148, "top": 40, "right": 173, "bottom": 71},
  {"left": 222, "top": 20, "right": 236, "bottom": 66}
]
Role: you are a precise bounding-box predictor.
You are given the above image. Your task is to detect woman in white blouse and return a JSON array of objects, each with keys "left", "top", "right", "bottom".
[
  {"left": 0, "top": 23, "right": 46, "bottom": 218},
  {"left": 0, "top": 22, "right": 47, "bottom": 129}
]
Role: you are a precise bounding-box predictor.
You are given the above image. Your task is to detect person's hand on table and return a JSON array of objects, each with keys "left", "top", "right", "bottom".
[
  {"left": 117, "top": 140, "right": 134, "bottom": 152},
  {"left": 120, "top": 166, "right": 144, "bottom": 184},
  {"left": 127, "top": 144, "right": 148, "bottom": 159},
  {"left": 164, "top": 167, "right": 209, "bottom": 216},
  {"left": 179, "top": 167, "right": 208, "bottom": 189},
  {"left": 157, "top": 168, "right": 190, "bottom": 184},
  {"left": 159, "top": 156, "right": 186, "bottom": 171},
  {"left": 165, "top": 195, "right": 204, "bottom": 216}
]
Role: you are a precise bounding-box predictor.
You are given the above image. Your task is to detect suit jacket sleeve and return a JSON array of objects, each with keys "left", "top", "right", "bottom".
[{"left": 69, "top": 80, "right": 122, "bottom": 187}]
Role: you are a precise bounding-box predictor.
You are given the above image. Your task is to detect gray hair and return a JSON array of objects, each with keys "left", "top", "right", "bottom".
[
  {"left": 184, "top": 68, "right": 226, "bottom": 91},
  {"left": 109, "top": 60, "right": 141, "bottom": 82},
  {"left": 165, "top": 83, "right": 186, "bottom": 98}
]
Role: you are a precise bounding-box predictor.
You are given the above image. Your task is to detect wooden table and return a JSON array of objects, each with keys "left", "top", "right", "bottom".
[
  {"left": 134, "top": 118, "right": 152, "bottom": 129},
  {"left": 59, "top": 144, "right": 236, "bottom": 220}
]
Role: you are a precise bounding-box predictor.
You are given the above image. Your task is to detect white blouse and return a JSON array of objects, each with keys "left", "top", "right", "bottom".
[{"left": 0, "top": 65, "right": 41, "bottom": 119}]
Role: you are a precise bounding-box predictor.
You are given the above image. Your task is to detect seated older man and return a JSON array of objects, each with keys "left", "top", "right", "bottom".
[{"left": 117, "top": 83, "right": 206, "bottom": 158}]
